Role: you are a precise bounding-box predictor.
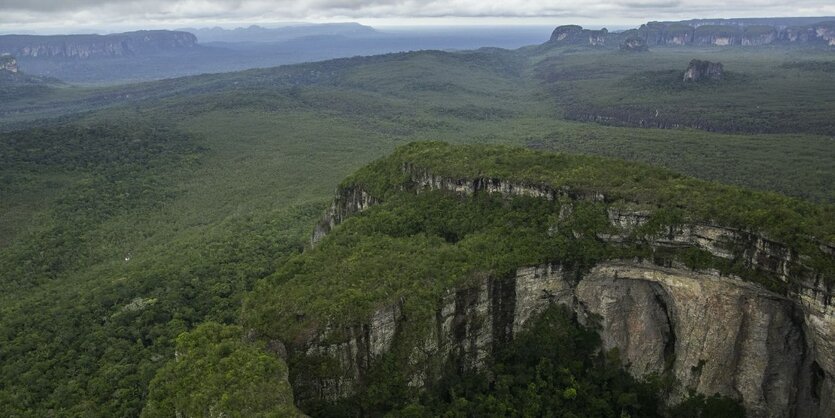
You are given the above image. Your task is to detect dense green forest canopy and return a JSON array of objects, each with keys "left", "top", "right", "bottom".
[
  {"left": 348, "top": 142, "right": 834, "bottom": 247},
  {"left": 142, "top": 322, "right": 304, "bottom": 417},
  {"left": 0, "top": 35, "right": 833, "bottom": 416}
]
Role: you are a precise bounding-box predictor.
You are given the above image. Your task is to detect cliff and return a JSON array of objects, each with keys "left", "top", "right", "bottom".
[
  {"left": 620, "top": 37, "right": 649, "bottom": 52},
  {"left": 683, "top": 59, "right": 724, "bottom": 82},
  {"left": 0, "top": 30, "right": 198, "bottom": 59},
  {"left": 545, "top": 20, "right": 835, "bottom": 49},
  {"left": 549, "top": 25, "right": 609, "bottom": 47},
  {"left": 252, "top": 143, "right": 834, "bottom": 417}
]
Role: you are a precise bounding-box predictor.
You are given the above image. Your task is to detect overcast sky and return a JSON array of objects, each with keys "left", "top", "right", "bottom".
[{"left": 1, "top": 0, "right": 834, "bottom": 34}]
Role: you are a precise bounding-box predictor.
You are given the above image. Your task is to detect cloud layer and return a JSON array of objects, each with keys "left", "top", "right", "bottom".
[{"left": 2, "top": 0, "right": 834, "bottom": 31}]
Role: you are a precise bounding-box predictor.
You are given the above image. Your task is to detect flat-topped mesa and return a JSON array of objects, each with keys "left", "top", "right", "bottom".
[
  {"left": 298, "top": 144, "right": 834, "bottom": 416},
  {"left": 683, "top": 59, "right": 724, "bottom": 82},
  {"left": 549, "top": 25, "right": 608, "bottom": 47},
  {"left": 314, "top": 162, "right": 828, "bottom": 289},
  {"left": 305, "top": 170, "right": 834, "bottom": 415},
  {"left": 310, "top": 163, "right": 606, "bottom": 246},
  {"left": 0, "top": 30, "right": 198, "bottom": 59}
]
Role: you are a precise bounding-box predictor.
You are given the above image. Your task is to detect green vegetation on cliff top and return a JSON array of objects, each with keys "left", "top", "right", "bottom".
[
  {"left": 246, "top": 142, "right": 833, "bottom": 349},
  {"left": 349, "top": 142, "right": 834, "bottom": 247}
]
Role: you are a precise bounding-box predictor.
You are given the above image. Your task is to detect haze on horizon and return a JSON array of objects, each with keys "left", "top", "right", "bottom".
[{"left": 1, "top": 0, "right": 834, "bottom": 34}]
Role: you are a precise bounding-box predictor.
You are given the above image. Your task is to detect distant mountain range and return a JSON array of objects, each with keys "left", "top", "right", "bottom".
[
  {"left": 0, "top": 23, "right": 552, "bottom": 84},
  {"left": 0, "top": 30, "right": 197, "bottom": 59},
  {"left": 179, "top": 22, "right": 380, "bottom": 43},
  {"left": 0, "top": 18, "right": 832, "bottom": 85}
]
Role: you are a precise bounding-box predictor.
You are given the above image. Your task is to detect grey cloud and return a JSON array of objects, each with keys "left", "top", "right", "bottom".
[
  {"left": 1, "top": 0, "right": 834, "bottom": 30},
  {"left": 621, "top": 0, "right": 682, "bottom": 9}
]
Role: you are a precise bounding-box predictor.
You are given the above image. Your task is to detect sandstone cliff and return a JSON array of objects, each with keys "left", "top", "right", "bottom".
[
  {"left": 0, "top": 30, "right": 198, "bottom": 59},
  {"left": 549, "top": 25, "right": 609, "bottom": 47},
  {"left": 546, "top": 20, "right": 835, "bottom": 49},
  {"left": 299, "top": 163, "right": 834, "bottom": 417},
  {"left": 620, "top": 37, "right": 649, "bottom": 52},
  {"left": 683, "top": 60, "right": 724, "bottom": 82}
]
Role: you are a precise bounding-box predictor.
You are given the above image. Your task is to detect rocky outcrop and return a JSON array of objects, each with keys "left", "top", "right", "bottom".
[
  {"left": 1, "top": 54, "right": 18, "bottom": 73},
  {"left": 620, "top": 37, "right": 649, "bottom": 52},
  {"left": 311, "top": 186, "right": 378, "bottom": 246},
  {"left": 0, "top": 30, "right": 198, "bottom": 59},
  {"left": 683, "top": 59, "right": 724, "bottom": 82},
  {"left": 302, "top": 167, "right": 834, "bottom": 417}
]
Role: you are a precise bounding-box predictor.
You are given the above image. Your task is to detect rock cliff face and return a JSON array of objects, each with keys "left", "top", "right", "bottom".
[
  {"left": 0, "top": 30, "right": 198, "bottom": 59},
  {"left": 299, "top": 167, "right": 834, "bottom": 417},
  {"left": 1, "top": 55, "right": 18, "bottom": 73},
  {"left": 817, "top": 23, "right": 835, "bottom": 46},
  {"left": 547, "top": 20, "right": 835, "bottom": 49},
  {"left": 683, "top": 59, "right": 724, "bottom": 82},
  {"left": 311, "top": 186, "right": 378, "bottom": 245},
  {"left": 620, "top": 37, "right": 649, "bottom": 52}
]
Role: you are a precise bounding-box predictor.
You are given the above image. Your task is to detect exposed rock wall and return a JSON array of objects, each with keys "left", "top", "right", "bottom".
[
  {"left": 683, "top": 59, "right": 724, "bottom": 82},
  {"left": 546, "top": 21, "right": 835, "bottom": 49},
  {"left": 549, "top": 25, "right": 609, "bottom": 47},
  {"left": 620, "top": 37, "right": 649, "bottom": 52},
  {"left": 302, "top": 168, "right": 834, "bottom": 417},
  {"left": 578, "top": 263, "right": 805, "bottom": 417},
  {"left": 311, "top": 186, "right": 378, "bottom": 245},
  {"left": 297, "top": 259, "right": 831, "bottom": 417},
  {"left": 299, "top": 303, "right": 401, "bottom": 400},
  {"left": 0, "top": 30, "right": 198, "bottom": 59}
]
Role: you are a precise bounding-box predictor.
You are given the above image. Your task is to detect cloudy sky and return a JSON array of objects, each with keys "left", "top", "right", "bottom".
[{"left": 1, "top": 0, "right": 834, "bottom": 33}]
